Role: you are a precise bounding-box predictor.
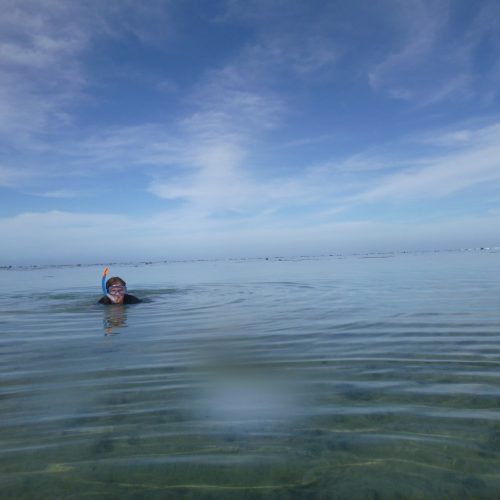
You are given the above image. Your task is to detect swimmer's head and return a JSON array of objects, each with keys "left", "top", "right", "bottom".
[{"left": 106, "top": 277, "right": 126, "bottom": 303}]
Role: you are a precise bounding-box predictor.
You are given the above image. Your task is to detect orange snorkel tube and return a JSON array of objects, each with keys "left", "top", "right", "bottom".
[{"left": 101, "top": 267, "right": 109, "bottom": 295}]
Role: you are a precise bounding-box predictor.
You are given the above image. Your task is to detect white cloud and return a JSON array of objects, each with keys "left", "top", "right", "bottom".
[
  {"left": 414, "top": 122, "right": 500, "bottom": 148},
  {"left": 149, "top": 143, "right": 248, "bottom": 208},
  {"left": 148, "top": 144, "right": 320, "bottom": 217},
  {"left": 60, "top": 118, "right": 500, "bottom": 219},
  {"left": 143, "top": 40, "right": 294, "bottom": 212},
  {"left": 356, "top": 123, "right": 500, "bottom": 202}
]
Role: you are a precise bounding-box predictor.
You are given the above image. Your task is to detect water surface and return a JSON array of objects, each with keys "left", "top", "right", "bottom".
[{"left": 1, "top": 251, "right": 500, "bottom": 498}]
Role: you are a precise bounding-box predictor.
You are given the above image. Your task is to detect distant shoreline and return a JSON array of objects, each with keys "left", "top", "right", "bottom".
[{"left": 1, "top": 246, "right": 499, "bottom": 271}]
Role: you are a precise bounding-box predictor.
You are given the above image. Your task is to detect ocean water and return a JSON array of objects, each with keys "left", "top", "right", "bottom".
[{"left": 1, "top": 251, "right": 500, "bottom": 499}]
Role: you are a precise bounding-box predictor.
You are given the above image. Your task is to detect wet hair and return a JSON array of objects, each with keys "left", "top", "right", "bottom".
[{"left": 106, "top": 276, "right": 126, "bottom": 289}]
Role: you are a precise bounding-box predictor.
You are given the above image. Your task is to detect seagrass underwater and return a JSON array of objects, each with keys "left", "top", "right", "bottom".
[{"left": 1, "top": 251, "right": 500, "bottom": 498}]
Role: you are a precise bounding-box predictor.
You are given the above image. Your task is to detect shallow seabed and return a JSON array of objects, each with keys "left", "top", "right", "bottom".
[{"left": 1, "top": 251, "right": 500, "bottom": 499}]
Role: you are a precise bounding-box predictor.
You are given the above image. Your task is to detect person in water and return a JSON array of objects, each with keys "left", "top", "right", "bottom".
[{"left": 98, "top": 276, "right": 141, "bottom": 305}]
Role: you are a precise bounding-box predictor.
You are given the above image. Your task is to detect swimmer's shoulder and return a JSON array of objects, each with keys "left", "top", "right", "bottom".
[{"left": 124, "top": 294, "right": 141, "bottom": 304}]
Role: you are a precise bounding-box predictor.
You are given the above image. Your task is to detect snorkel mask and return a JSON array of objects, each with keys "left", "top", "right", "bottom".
[{"left": 108, "top": 283, "right": 126, "bottom": 300}]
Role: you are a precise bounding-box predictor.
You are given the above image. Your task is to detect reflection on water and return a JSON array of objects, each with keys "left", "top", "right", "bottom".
[
  {"left": 1, "top": 253, "right": 500, "bottom": 498},
  {"left": 103, "top": 305, "right": 128, "bottom": 335}
]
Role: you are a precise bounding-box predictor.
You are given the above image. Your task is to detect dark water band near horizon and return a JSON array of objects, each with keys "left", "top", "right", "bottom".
[{"left": 1, "top": 251, "right": 500, "bottom": 499}]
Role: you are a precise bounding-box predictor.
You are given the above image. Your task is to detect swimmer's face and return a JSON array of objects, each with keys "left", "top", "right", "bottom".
[{"left": 108, "top": 284, "right": 126, "bottom": 303}]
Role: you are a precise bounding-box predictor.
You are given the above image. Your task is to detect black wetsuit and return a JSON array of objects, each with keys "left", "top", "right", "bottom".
[{"left": 98, "top": 294, "right": 141, "bottom": 305}]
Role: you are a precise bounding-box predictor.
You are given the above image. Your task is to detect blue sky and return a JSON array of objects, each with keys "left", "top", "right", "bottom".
[{"left": 1, "top": 0, "right": 500, "bottom": 264}]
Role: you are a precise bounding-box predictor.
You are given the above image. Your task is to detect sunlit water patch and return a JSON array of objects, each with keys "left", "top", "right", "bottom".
[{"left": 1, "top": 252, "right": 500, "bottom": 498}]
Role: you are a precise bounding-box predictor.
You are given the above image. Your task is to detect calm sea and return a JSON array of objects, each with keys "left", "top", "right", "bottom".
[{"left": 1, "top": 251, "right": 500, "bottom": 499}]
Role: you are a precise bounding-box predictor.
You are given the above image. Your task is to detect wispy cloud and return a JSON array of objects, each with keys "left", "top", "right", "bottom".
[
  {"left": 368, "top": 0, "right": 500, "bottom": 105},
  {"left": 355, "top": 122, "right": 500, "bottom": 203},
  {"left": 35, "top": 189, "right": 80, "bottom": 199},
  {"left": 144, "top": 32, "right": 294, "bottom": 212},
  {"left": 0, "top": 0, "right": 89, "bottom": 138},
  {"left": 0, "top": 0, "right": 176, "bottom": 142},
  {"left": 0, "top": 162, "right": 35, "bottom": 188},
  {"left": 1, "top": 1, "right": 499, "bottom": 263},
  {"left": 368, "top": 1, "right": 447, "bottom": 98}
]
